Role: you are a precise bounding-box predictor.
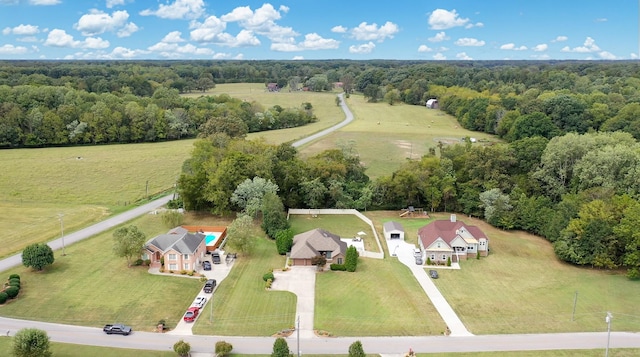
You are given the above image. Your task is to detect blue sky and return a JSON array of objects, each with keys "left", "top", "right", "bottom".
[{"left": 0, "top": 0, "right": 637, "bottom": 61}]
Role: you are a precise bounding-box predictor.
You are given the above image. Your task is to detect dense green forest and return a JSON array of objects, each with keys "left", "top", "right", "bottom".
[{"left": 3, "top": 60, "right": 640, "bottom": 278}]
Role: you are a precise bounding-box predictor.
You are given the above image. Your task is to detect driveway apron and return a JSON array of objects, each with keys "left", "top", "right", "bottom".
[{"left": 271, "top": 266, "right": 317, "bottom": 339}]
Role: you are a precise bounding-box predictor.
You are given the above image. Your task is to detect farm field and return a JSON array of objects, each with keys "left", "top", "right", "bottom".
[
  {"left": 298, "top": 94, "right": 500, "bottom": 179},
  {"left": 365, "top": 211, "right": 640, "bottom": 335}
]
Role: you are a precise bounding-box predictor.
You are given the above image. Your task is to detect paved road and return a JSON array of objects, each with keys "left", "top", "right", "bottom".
[
  {"left": 0, "top": 316, "right": 639, "bottom": 355},
  {"left": 292, "top": 93, "right": 351, "bottom": 148}
]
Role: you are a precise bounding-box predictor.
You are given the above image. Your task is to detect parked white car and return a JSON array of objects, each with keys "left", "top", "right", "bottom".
[{"left": 192, "top": 296, "right": 207, "bottom": 309}]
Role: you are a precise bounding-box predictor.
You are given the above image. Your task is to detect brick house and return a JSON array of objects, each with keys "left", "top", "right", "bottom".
[
  {"left": 290, "top": 228, "right": 347, "bottom": 266},
  {"left": 417, "top": 214, "right": 489, "bottom": 264},
  {"left": 143, "top": 227, "right": 207, "bottom": 271}
]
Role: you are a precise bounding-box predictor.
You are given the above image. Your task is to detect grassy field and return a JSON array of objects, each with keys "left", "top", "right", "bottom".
[
  {"left": 186, "top": 83, "right": 346, "bottom": 146},
  {"left": 192, "top": 236, "right": 296, "bottom": 336},
  {"left": 365, "top": 212, "right": 640, "bottom": 335},
  {"left": 0, "top": 213, "right": 202, "bottom": 331},
  {"left": 288, "top": 213, "right": 378, "bottom": 251},
  {"left": 298, "top": 94, "right": 499, "bottom": 179}
]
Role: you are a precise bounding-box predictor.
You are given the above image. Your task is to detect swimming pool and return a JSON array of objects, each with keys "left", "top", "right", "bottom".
[{"left": 205, "top": 233, "right": 218, "bottom": 245}]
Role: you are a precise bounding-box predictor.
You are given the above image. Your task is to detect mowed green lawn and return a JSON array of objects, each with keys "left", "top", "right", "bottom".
[
  {"left": 365, "top": 212, "right": 640, "bottom": 335},
  {"left": 298, "top": 94, "right": 499, "bottom": 179},
  {"left": 193, "top": 236, "right": 296, "bottom": 336},
  {"left": 0, "top": 213, "right": 202, "bottom": 331},
  {"left": 288, "top": 213, "right": 378, "bottom": 251}
]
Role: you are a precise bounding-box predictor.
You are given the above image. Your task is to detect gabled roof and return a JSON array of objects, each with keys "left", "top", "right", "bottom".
[
  {"left": 290, "top": 228, "right": 347, "bottom": 259},
  {"left": 418, "top": 218, "right": 487, "bottom": 250},
  {"left": 145, "top": 226, "right": 205, "bottom": 255},
  {"left": 383, "top": 221, "right": 404, "bottom": 233}
]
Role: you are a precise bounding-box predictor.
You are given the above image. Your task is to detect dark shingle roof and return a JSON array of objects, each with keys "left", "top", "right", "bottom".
[
  {"left": 145, "top": 227, "right": 205, "bottom": 255},
  {"left": 290, "top": 228, "right": 347, "bottom": 259}
]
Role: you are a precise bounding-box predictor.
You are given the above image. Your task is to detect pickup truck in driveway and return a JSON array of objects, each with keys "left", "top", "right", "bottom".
[{"left": 103, "top": 324, "right": 132, "bottom": 335}]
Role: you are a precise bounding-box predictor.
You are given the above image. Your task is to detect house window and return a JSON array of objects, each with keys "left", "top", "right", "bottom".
[
  {"left": 183, "top": 263, "right": 189, "bottom": 270},
  {"left": 337, "top": 258, "right": 343, "bottom": 264},
  {"left": 437, "top": 243, "right": 441, "bottom": 248},
  {"left": 431, "top": 254, "right": 435, "bottom": 260},
  {"left": 442, "top": 255, "right": 446, "bottom": 260},
  {"left": 183, "top": 254, "right": 189, "bottom": 260},
  {"left": 142, "top": 253, "right": 149, "bottom": 260},
  {"left": 325, "top": 251, "right": 332, "bottom": 259},
  {"left": 169, "top": 264, "right": 177, "bottom": 270},
  {"left": 168, "top": 254, "right": 177, "bottom": 260}
]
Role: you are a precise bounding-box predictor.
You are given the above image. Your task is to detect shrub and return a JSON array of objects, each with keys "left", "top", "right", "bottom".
[
  {"left": 12, "top": 328, "right": 52, "bottom": 357},
  {"left": 446, "top": 256, "right": 451, "bottom": 267},
  {"left": 265, "top": 279, "right": 273, "bottom": 289},
  {"left": 133, "top": 259, "right": 143, "bottom": 266},
  {"left": 348, "top": 340, "right": 366, "bottom": 357},
  {"left": 271, "top": 337, "right": 290, "bottom": 357},
  {"left": 345, "top": 246, "right": 359, "bottom": 272},
  {"left": 9, "top": 278, "right": 20, "bottom": 285},
  {"left": 0, "top": 292, "right": 8, "bottom": 304},
  {"left": 263, "top": 272, "right": 275, "bottom": 282},
  {"left": 476, "top": 250, "right": 480, "bottom": 260},
  {"left": 330, "top": 264, "right": 346, "bottom": 271},
  {"left": 9, "top": 274, "right": 20, "bottom": 280},
  {"left": 275, "top": 229, "right": 294, "bottom": 255},
  {"left": 144, "top": 259, "right": 151, "bottom": 266},
  {"left": 8, "top": 280, "right": 20, "bottom": 289},
  {"left": 173, "top": 339, "right": 191, "bottom": 357},
  {"left": 180, "top": 270, "right": 188, "bottom": 275},
  {"left": 5, "top": 286, "right": 19, "bottom": 299},
  {"left": 426, "top": 257, "right": 432, "bottom": 265},
  {"left": 215, "top": 340, "right": 233, "bottom": 356}
]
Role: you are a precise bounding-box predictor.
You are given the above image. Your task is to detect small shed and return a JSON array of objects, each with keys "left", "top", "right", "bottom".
[
  {"left": 383, "top": 221, "right": 405, "bottom": 240},
  {"left": 426, "top": 99, "right": 439, "bottom": 109}
]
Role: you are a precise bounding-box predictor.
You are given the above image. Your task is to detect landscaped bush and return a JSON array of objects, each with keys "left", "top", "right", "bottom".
[
  {"left": 8, "top": 280, "right": 20, "bottom": 289},
  {"left": 144, "top": 259, "right": 151, "bottom": 266},
  {"left": 446, "top": 257, "right": 451, "bottom": 267},
  {"left": 133, "top": 258, "right": 144, "bottom": 266},
  {"left": 215, "top": 340, "right": 233, "bottom": 356},
  {"left": 5, "top": 286, "right": 19, "bottom": 299},
  {"left": 9, "top": 274, "right": 19, "bottom": 280},
  {"left": 345, "top": 246, "right": 359, "bottom": 272},
  {"left": 330, "top": 264, "right": 346, "bottom": 271},
  {"left": 263, "top": 272, "right": 274, "bottom": 282},
  {"left": 426, "top": 257, "right": 432, "bottom": 265},
  {"left": 0, "top": 292, "right": 7, "bottom": 304},
  {"left": 265, "top": 278, "right": 273, "bottom": 289}
]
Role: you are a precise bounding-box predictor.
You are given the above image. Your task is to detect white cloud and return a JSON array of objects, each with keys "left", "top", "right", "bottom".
[
  {"left": 533, "top": 44, "right": 548, "bottom": 52},
  {"left": 456, "top": 52, "right": 472, "bottom": 60},
  {"left": 148, "top": 41, "right": 213, "bottom": 58},
  {"left": 189, "top": 15, "right": 227, "bottom": 42},
  {"left": 418, "top": 45, "right": 432, "bottom": 52},
  {"left": 331, "top": 25, "right": 347, "bottom": 33},
  {"left": 4, "top": 24, "right": 40, "bottom": 35},
  {"left": 428, "top": 31, "right": 448, "bottom": 42},
  {"left": 44, "top": 29, "right": 81, "bottom": 47},
  {"left": 299, "top": 33, "right": 339, "bottom": 50},
  {"left": 349, "top": 42, "right": 375, "bottom": 54},
  {"left": 465, "top": 22, "right": 484, "bottom": 29},
  {"left": 531, "top": 54, "right": 550, "bottom": 60},
  {"left": 0, "top": 44, "right": 29, "bottom": 54},
  {"left": 428, "top": 9, "right": 469, "bottom": 30},
  {"left": 552, "top": 36, "right": 568, "bottom": 42},
  {"left": 221, "top": 4, "right": 297, "bottom": 42},
  {"left": 631, "top": 53, "right": 638, "bottom": 59},
  {"left": 561, "top": 37, "right": 600, "bottom": 53},
  {"left": 212, "top": 30, "right": 261, "bottom": 47},
  {"left": 17, "top": 36, "right": 39, "bottom": 42},
  {"left": 75, "top": 10, "right": 138, "bottom": 37},
  {"left": 110, "top": 46, "right": 142, "bottom": 58},
  {"left": 44, "top": 29, "right": 110, "bottom": 49},
  {"left": 106, "top": 0, "right": 125, "bottom": 8},
  {"left": 433, "top": 53, "right": 446, "bottom": 60},
  {"left": 351, "top": 21, "right": 399, "bottom": 42},
  {"left": 292, "top": 55, "right": 304, "bottom": 60},
  {"left": 232, "top": 53, "right": 244, "bottom": 60},
  {"left": 500, "top": 43, "right": 527, "bottom": 51},
  {"left": 595, "top": 18, "right": 607, "bottom": 22},
  {"left": 140, "top": 0, "right": 205, "bottom": 20},
  {"left": 213, "top": 52, "right": 231, "bottom": 59},
  {"left": 454, "top": 37, "right": 484, "bottom": 47},
  {"left": 29, "top": 0, "right": 60, "bottom": 5},
  {"left": 598, "top": 51, "right": 616, "bottom": 60},
  {"left": 162, "top": 31, "right": 185, "bottom": 43}
]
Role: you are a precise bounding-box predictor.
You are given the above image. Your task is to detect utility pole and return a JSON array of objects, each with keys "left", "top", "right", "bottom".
[
  {"left": 297, "top": 315, "right": 300, "bottom": 357},
  {"left": 605, "top": 312, "right": 612, "bottom": 357},
  {"left": 58, "top": 213, "right": 66, "bottom": 256},
  {"left": 571, "top": 291, "right": 578, "bottom": 321}
]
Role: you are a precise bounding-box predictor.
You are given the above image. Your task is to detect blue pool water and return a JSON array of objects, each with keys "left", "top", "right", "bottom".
[{"left": 205, "top": 234, "right": 218, "bottom": 245}]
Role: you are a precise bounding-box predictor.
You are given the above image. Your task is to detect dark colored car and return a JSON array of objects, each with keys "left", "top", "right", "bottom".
[
  {"left": 429, "top": 270, "right": 439, "bottom": 279},
  {"left": 203, "top": 261, "right": 211, "bottom": 271},
  {"left": 212, "top": 252, "right": 221, "bottom": 264},
  {"left": 203, "top": 279, "right": 217, "bottom": 293},
  {"left": 183, "top": 307, "right": 200, "bottom": 322}
]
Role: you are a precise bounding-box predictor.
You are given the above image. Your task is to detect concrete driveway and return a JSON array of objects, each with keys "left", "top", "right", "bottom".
[
  {"left": 391, "top": 240, "right": 473, "bottom": 337},
  {"left": 270, "top": 266, "right": 317, "bottom": 339}
]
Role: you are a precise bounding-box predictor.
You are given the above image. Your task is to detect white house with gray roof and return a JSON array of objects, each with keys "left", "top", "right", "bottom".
[{"left": 143, "top": 227, "right": 207, "bottom": 272}]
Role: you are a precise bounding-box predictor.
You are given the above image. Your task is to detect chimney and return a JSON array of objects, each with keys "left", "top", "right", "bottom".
[{"left": 450, "top": 214, "right": 456, "bottom": 222}]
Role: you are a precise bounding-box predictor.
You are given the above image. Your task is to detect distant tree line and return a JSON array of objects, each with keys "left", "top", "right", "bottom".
[{"left": 0, "top": 84, "right": 316, "bottom": 147}]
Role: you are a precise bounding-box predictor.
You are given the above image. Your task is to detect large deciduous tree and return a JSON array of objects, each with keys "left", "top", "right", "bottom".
[
  {"left": 22, "top": 243, "right": 54, "bottom": 271},
  {"left": 112, "top": 225, "right": 146, "bottom": 267},
  {"left": 261, "top": 192, "right": 290, "bottom": 239},
  {"left": 231, "top": 176, "right": 279, "bottom": 217},
  {"left": 226, "top": 214, "right": 256, "bottom": 256}
]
